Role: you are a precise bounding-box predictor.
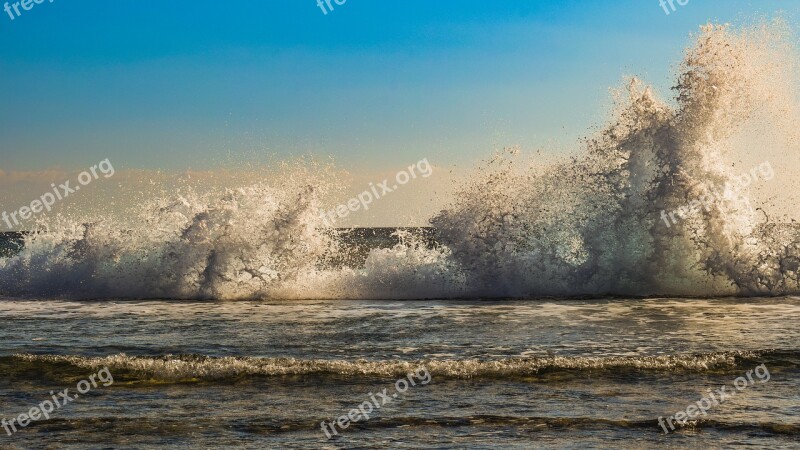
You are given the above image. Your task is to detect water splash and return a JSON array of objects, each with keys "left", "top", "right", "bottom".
[
  {"left": 1, "top": 20, "right": 799, "bottom": 300},
  {"left": 433, "top": 20, "right": 800, "bottom": 297}
]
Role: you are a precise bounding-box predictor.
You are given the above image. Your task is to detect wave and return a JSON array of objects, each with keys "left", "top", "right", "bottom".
[
  {"left": 1, "top": 19, "right": 799, "bottom": 300},
  {"left": 6, "top": 350, "right": 796, "bottom": 383}
]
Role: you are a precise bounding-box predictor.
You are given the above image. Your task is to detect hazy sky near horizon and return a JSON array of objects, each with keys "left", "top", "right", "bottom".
[{"left": 1, "top": 0, "right": 797, "bottom": 173}]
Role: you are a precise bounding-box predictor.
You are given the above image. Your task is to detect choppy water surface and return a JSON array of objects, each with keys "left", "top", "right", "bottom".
[{"left": 0, "top": 297, "right": 798, "bottom": 448}]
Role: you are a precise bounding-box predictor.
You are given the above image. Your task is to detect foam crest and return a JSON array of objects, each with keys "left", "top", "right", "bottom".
[{"left": 12, "top": 351, "right": 763, "bottom": 381}]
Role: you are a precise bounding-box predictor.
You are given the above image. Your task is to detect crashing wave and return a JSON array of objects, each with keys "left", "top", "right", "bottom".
[{"left": 1, "top": 20, "right": 799, "bottom": 300}]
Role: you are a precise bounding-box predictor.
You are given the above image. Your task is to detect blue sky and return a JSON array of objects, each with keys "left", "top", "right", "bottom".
[{"left": 0, "top": 0, "right": 797, "bottom": 173}]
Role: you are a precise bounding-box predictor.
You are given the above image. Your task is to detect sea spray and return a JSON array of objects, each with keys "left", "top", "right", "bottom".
[
  {"left": 1, "top": 20, "right": 799, "bottom": 300},
  {"left": 433, "top": 20, "right": 800, "bottom": 298}
]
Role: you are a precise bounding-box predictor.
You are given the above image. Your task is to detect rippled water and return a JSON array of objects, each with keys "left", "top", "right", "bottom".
[{"left": 1, "top": 297, "right": 798, "bottom": 448}]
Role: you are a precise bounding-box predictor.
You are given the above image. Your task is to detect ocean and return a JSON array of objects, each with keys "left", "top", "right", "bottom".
[
  {"left": 2, "top": 20, "right": 800, "bottom": 449},
  {"left": 0, "top": 296, "right": 798, "bottom": 448},
  {"left": 1, "top": 231, "right": 799, "bottom": 448}
]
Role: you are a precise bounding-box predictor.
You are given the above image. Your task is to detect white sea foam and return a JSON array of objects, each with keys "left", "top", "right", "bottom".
[{"left": 12, "top": 352, "right": 758, "bottom": 381}]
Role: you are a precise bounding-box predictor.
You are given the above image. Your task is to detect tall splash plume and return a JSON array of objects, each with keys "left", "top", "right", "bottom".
[{"left": 432, "top": 20, "right": 800, "bottom": 297}]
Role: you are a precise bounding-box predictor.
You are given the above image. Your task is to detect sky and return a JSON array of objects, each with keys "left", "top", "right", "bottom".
[{"left": 0, "top": 0, "right": 798, "bottom": 226}]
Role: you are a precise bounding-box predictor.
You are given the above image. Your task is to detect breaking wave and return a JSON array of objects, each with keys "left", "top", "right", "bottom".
[
  {"left": 7, "top": 350, "right": 795, "bottom": 382},
  {"left": 1, "top": 19, "right": 800, "bottom": 300}
]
